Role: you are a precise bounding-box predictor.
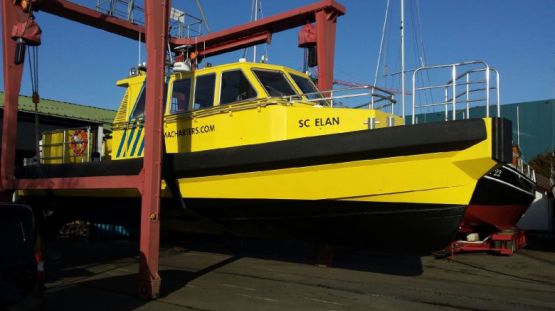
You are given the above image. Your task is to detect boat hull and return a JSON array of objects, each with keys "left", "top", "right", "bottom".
[
  {"left": 20, "top": 196, "right": 465, "bottom": 251},
  {"left": 461, "top": 165, "right": 536, "bottom": 233},
  {"left": 15, "top": 118, "right": 512, "bottom": 251}
]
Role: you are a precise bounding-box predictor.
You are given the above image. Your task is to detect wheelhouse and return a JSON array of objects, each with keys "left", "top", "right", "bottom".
[
  {"left": 115, "top": 62, "right": 322, "bottom": 118},
  {"left": 110, "top": 61, "right": 400, "bottom": 160}
]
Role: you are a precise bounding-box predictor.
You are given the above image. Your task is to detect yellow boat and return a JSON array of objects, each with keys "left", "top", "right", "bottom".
[{"left": 15, "top": 61, "right": 512, "bottom": 251}]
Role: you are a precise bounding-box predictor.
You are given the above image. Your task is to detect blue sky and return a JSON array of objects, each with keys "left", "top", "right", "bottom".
[{"left": 1, "top": 0, "right": 554, "bottom": 112}]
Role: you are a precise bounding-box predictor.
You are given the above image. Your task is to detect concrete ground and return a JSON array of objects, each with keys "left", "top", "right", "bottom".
[{"left": 43, "top": 234, "right": 555, "bottom": 311}]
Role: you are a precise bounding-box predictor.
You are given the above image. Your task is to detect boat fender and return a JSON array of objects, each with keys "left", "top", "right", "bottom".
[{"left": 466, "top": 233, "right": 480, "bottom": 242}]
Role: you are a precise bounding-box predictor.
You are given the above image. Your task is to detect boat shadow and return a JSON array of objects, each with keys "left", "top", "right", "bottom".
[
  {"left": 43, "top": 233, "right": 426, "bottom": 310},
  {"left": 44, "top": 236, "right": 245, "bottom": 310},
  {"left": 44, "top": 268, "right": 210, "bottom": 310},
  {"left": 170, "top": 233, "right": 425, "bottom": 277}
]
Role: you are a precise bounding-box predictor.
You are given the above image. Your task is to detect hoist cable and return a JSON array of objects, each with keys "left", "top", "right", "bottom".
[{"left": 28, "top": 45, "right": 41, "bottom": 164}]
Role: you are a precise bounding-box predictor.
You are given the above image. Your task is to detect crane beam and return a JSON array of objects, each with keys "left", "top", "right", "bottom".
[
  {"left": 39, "top": 0, "right": 146, "bottom": 42},
  {"left": 175, "top": 0, "right": 345, "bottom": 57},
  {"left": 37, "top": 0, "right": 345, "bottom": 99},
  {"left": 37, "top": 0, "right": 345, "bottom": 62}
]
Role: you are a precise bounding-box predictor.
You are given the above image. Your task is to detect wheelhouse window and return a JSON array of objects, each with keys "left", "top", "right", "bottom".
[
  {"left": 290, "top": 74, "right": 322, "bottom": 99},
  {"left": 220, "top": 70, "right": 257, "bottom": 105},
  {"left": 252, "top": 69, "right": 297, "bottom": 97},
  {"left": 290, "top": 73, "right": 327, "bottom": 105},
  {"left": 131, "top": 83, "right": 168, "bottom": 119},
  {"left": 131, "top": 88, "right": 146, "bottom": 119},
  {"left": 170, "top": 78, "right": 191, "bottom": 113},
  {"left": 193, "top": 74, "right": 216, "bottom": 110}
]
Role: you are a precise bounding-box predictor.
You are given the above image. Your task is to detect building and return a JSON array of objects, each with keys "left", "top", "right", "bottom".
[
  {"left": 0, "top": 92, "right": 116, "bottom": 165},
  {"left": 414, "top": 99, "right": 555, "bottom": 162}
]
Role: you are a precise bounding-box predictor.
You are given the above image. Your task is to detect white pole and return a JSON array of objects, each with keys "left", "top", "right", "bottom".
[
  {"left": 401, "top": 0, "right": 405, "bottom": 118},
  {"left": 253, "top": 0, "right": 258, "bottom": 63},
  {"left": 517, "top": 106, "right": 520, "bottom": 146}
]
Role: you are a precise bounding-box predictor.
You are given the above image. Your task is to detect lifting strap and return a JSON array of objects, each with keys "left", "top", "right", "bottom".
[{"left": 162, "top": 140, "right": 244, "bottom": 239}]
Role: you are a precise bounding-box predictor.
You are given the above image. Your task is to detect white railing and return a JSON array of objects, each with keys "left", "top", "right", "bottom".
[
  {"left": 514, "top": 154, "right": 536, "bottom": 182},
  {"left": 40, "top": 127, "right": 93, "bottom": 164},
  {"left": 284, "top": 86, "right": 397, "bottom": 114},
  {"left": 412, "top": 60, "right": 500, "bottom": 124},
  {"left": 93, "top": 0, "right": 203, "bottom": 38}
]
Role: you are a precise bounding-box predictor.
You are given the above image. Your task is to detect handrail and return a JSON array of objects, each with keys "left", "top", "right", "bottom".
[
  {"left": 284, "top": 86, "right": 397, "bottom": 114},
  {"left": 511, "top": 156, "right": 536, "bottom": 182},
  {"left": 94, "top": 0, "right": 204, "bottom": 38},
  {"left": 411, "top": 60, "right": 500, "bottom": 124},
  {"left": 40, "top": 127, "right": 92, "bottom": 164}
]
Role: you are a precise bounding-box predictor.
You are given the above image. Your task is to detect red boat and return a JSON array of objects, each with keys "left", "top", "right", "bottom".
[
  {"left": 450, "top": 146, "right": 536, "bottom": 256},
  {"left": 461, "top": 164, "right": 536, "bottom": 233}
]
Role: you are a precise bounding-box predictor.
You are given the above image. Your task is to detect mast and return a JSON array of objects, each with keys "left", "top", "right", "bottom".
[
  {"left": 253, "top": 0, "right": 258, "bottom": 63},
  {"left": 401, "top": 0, "right": 405, "bottom": 118},
  {"left": 517, "top": 105, "right": 521, "bottom": 146}
]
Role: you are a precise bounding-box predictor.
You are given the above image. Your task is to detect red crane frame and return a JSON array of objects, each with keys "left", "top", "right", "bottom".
[{"left": 1, "top": 0, "right": 345, "bottom": 298}]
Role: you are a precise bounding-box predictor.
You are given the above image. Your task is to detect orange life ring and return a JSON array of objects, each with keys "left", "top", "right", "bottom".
[{"left": 70, "top": 129, "right": 88, "bottom": 156}]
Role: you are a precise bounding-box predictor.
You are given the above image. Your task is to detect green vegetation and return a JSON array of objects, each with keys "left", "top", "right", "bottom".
[{"left": 529, "top": 151, "right": 555, "bottom": 177}]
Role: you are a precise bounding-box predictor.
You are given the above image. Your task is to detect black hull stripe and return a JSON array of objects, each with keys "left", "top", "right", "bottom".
[
  {"left": 15, "top": 118, "right": 510, "bottom": 180},
  {"left": 21, "top": 197, "right": 466, "bottom": 251}
]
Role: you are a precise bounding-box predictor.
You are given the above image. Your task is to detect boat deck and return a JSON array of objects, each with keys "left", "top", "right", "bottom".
[{"left": 42, "top": 234, "right": 555, "bottom": 311}]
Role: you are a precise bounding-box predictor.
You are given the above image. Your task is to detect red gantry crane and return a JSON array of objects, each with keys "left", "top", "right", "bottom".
[{"left": 1, "top": 0, "right": 345, "bottom": 298}]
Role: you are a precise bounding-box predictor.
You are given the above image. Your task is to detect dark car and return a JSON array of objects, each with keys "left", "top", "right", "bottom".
[{"left": 0, "top": 204, "right": 44, "bottom": 310}]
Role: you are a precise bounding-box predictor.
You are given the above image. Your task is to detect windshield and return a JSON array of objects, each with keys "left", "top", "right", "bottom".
[
  {"left": 291, "top": 74, "right": 324, "bottom": 98},
  {"left": 252, "top": 69, "right": 297, "bottom": 97},
  {"left": 220, "top": 70, "right": 257, "bottom": 105},
  {"left": 131, "top": 83, "right": 168, "bottom": 119},
  {"left": 290, "top": 73, "right": 329, "bottom": 106}
]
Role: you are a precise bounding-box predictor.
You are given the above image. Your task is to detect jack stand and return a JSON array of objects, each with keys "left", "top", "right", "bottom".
[
  {"left": 449, "top": 229, "right": 527, "bottom": 260},
  {"left": 316, "top": 244, "right": 334, "bottom": 267}
]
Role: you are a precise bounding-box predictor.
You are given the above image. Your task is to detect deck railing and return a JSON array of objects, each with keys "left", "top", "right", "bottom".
[
  {"left": 285, "top": 86, "right": 397, "bottom": 114},
  {"left": 40, "top": 127, "right": 94, "bottom": 164},
  {"left": 514, "top": 154, "right": 537, "bottom": 182},
  {"left": 411, "top": 60, "right": 500, "bottom": 124},
  {"left": 93, "top": 0, "right": 204, "bottom": 38}
]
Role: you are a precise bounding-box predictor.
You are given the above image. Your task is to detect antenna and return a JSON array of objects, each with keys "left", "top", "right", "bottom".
[
  {"left": 173, "top": 44, "right": 193, "bottom": 72},
  {"left": 400, "top": 0, "right": 405, "bottom": 119},
  {"left": 517, "top": 105, "right": 520, "bottom": 146},
  {"left": 253, "top": 0, "right": 259, "bottom": 63}
]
